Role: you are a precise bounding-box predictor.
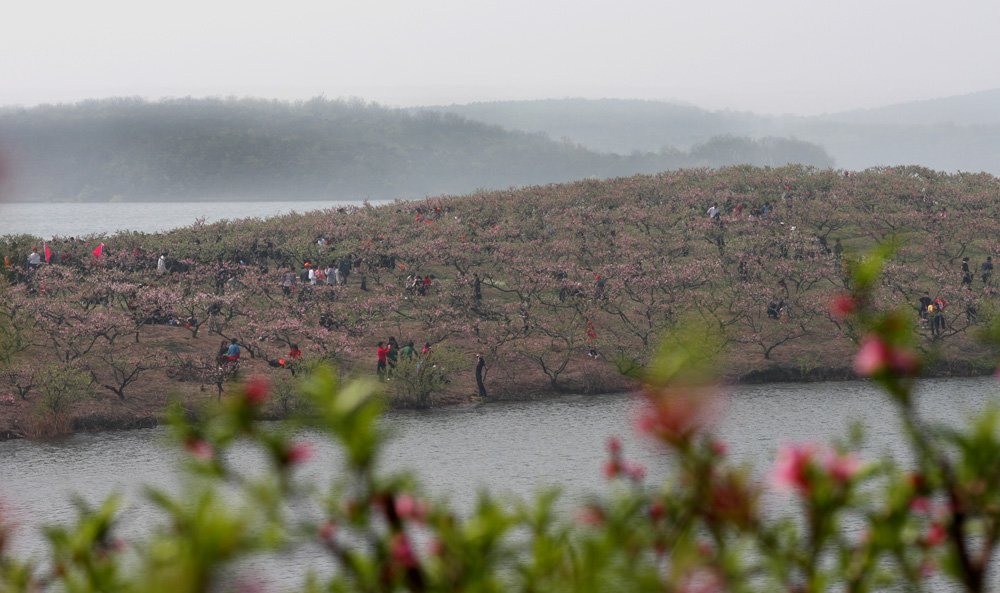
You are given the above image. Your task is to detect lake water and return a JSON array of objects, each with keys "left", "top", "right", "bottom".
[
  {"left": 1, "top": 376, "right": 996, "bottom": 590},
  {"left": 0, "top": 199, "right": 395, "bottom": 239}
]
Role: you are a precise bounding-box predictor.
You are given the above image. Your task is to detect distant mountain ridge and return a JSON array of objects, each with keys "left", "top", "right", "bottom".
[
  {"left": 819, "top": 89, "right": 1000, "bottom": 126},
  {"left": 418, "top": 90, "right": 1000, "bottom": 174},
  {"left": 415, "top": 98, "right": 766, "bottom": 153}
]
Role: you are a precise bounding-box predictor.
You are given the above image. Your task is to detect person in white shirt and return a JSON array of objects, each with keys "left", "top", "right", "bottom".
[{"left": 27, "top": 248, "right": 41, "bottom": 269}]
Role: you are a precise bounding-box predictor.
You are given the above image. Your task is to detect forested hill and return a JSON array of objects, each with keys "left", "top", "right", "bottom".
[{"left": 0, "top": 97, "right": 833, "bottom": 203}]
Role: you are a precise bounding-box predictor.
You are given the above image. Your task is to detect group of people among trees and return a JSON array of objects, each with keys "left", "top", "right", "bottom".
[{"left": 376, "top": 338, "right": 430, "bottom": 381}]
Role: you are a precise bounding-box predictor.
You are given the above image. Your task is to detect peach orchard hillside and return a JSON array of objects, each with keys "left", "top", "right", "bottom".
[{"left": 2, "top": 165, "right": 1000, "bottom": 436}]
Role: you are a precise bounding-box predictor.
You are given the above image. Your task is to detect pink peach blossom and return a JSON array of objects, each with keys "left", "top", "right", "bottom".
[
  {"left": 636, "top": 387, "right": 718, "bottom": 446},
  {"left": 772, "top": 443, "right": 861, "bottom": 494},
  {"left": 623, "top": 461, "right": 646, "bottom": 482},
  {"left": 854, "top": 335, "right": 919, "bottom": 377},
  {"left": 822, "top": 450, "right": 860, "bottom": 483},
  {"left": 771, "top": 443, "right": 818, "bottom": 494},
  {"left": 678, "top": 568, "right": 723, "bottom": 593},
  {"left": 394, "top": 494, "right": 428, "bottom": 522},
  {"left": 854, "top": 336, "right": 890, "bottom": 376},
  {"left": 909, "top": 497, "right": 930, "bottom": 514}
]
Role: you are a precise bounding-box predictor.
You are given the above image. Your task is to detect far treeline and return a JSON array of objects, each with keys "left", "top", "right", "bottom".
[
  {"left": 2, "top": 165, "right": 1000, "bottom": 439},
  {"left": 0, "top": 96, "right": 832, "bottom": 202}
]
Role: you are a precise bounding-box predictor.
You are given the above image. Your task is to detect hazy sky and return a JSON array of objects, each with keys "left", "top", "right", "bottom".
[{"left": 4, "top": 0, "right": 999, "bottom": 115}]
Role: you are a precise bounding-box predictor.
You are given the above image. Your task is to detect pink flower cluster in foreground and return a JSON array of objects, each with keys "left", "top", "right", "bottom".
[
  {"left": 853, "top": 335, "right": 919, "bottom": 377},
  {"left": 770, "top": 442, "right": 861, "bottom": 495},
  {"left": 394, "top": 493, "right": 429, "bottom": 522},
  {"left": 635, "top": 387, "right": 719, "bottom": 446},
  {"left": 603, "top": 436, "right": 646, "bottom": 482}
]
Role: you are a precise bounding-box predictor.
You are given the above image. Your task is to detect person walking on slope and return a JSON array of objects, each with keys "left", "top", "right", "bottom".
[
  {"left": 918, "top": 291, "right": 933, "bottom": 324},
  {"left": 281, "top": 268, "right": 297, "bottom": 296},
  {"left": 962, "top": 257, "right": 973, "bottom": 288}
]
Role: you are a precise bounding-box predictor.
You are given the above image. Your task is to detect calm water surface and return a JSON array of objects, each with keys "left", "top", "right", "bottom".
[
  {"left": 0, "top": 199, "right": 395, "bottom": 238},
  {"left": 1, "top": 376, "right": 996, "bottom": 589}
]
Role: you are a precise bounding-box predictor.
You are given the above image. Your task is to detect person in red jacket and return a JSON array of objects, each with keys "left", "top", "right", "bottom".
[
  {"left": 280, "top": 343, "right": 303, "bottom": 374},
  {"left": 376, "top": 341, "right": 390, "bottom": 380}
]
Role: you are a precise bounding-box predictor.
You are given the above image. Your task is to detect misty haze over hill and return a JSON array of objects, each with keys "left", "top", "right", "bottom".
[
  {"left": 0, "top": 97, "right": 832, "bottom": 203},
  {"left": 420, "top": 90, "right": 1000, "bottom": 175},
  {"left": 1, "top": 90, "right": 995, "bottom": 203}
]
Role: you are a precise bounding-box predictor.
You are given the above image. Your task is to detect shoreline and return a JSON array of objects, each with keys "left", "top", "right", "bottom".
[{"left": 2, "top": 359, "right": 993, "bottom": 442}]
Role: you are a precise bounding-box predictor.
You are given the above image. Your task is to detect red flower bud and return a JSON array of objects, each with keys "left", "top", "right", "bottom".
[
  {"left": 184, "top": 439, "right": 213, "bottom": 461},
  {"left": 574, "top": 505, "right": 605, "bottom": 526},
  {"left": 607, "top": 436, "right": 622, "bottom": 454},
  {"left": 284, "top": 441, "right": 315, "bottom": 465},
  {"left": 244, "top": 376, "right": 270, "bottom": 405},
  {"left": 318, "top": 520, "right": 337, "bottom": 541},
  {"left": 390, "top": 533, "right": 418, "bottom": 568},
  {"left": 830, "top": 293, "right": 855, "bottom": 319},
  {"left": 923, "top": 522, "right": 947, "bottom": 546},
  {"left": 394, "top": 494, "right": 428, "bottom": 522},
  {"left": 624, "top": 461, "right": 646, "bottom": 482},
  {"left": 649, "top": 501, "right": 664, "bottom": 520}
]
